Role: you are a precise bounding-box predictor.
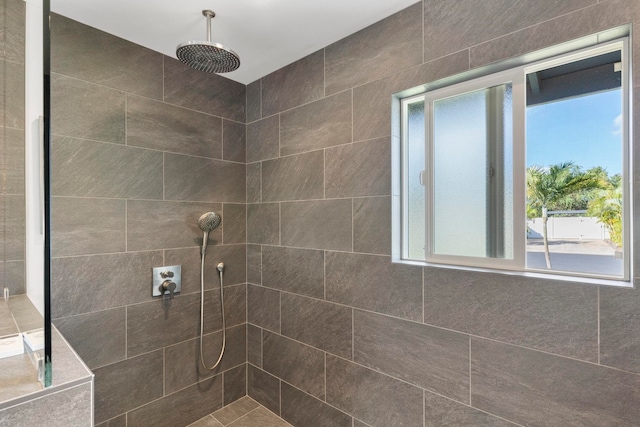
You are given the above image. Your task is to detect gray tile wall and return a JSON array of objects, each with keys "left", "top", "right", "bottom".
[
  {"left": 245, "top": 1, "right": 640, "bottom": 426},
  {"left": 48, "top": 1, "right": 640, "bottom": 426},
  {"left": 0, "top": 0, "right": 26, "bottom": 295},
  {"left": 50, "top": 14, "right": 247, "bottom": 427}
]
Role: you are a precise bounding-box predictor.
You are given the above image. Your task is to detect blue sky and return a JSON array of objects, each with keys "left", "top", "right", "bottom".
[{"left": 526, "top": 89, "right": 622, "bottom": 175}]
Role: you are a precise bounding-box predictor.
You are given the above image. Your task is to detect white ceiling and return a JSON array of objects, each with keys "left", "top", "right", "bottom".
[{"left": 51, "top": 0, "right": 419, "bottom": 85}]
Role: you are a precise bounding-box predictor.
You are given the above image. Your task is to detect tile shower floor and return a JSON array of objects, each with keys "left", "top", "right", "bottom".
[{"left": 188, "top": 396, "right": 292, "bottom": 427}]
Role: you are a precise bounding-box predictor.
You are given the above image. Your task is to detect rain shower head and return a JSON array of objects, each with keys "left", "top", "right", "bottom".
[
  {"left": 198, "top": 212, "right": 222, "bottom": 232},
  {"left": 176, "top": 10, "right": 240, "bottom": 74}
]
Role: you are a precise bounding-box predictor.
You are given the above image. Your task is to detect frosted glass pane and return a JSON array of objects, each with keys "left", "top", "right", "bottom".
[
  {"left": 433, "top": 89, "right": 487, "bottom": 257},
  {"left": 432, "top": 83, "right": 513, "bottom": 259},
  {"left": 406, "top": 100, "right": 425, "bottom": 259}
]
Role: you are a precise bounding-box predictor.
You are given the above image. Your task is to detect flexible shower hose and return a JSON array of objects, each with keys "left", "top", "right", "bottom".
[{"left": 200, "top": 252, "right": 225, "bottom": 370}]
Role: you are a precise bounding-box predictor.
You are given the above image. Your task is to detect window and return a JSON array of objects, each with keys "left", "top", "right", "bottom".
[{"left": 394, "top": 38, "right": 631, "bottom": 283}]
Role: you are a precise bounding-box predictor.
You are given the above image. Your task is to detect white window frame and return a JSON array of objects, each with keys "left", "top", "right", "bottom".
[{"left": 394, "top": 37, "right": 632, "bottom": 286}]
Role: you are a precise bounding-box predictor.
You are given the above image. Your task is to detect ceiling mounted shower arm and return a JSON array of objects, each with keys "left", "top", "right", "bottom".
[{"left": 203, "top": 10, "right": 215, "bottom": 43}]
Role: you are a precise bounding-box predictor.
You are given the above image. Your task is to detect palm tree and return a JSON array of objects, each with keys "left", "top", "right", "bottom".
[
  {"left": 587, "top": 181, "right": 623, "bottom": 248},
  {"left": 526, "top": 162, "right": 605, "bottom": 268}
]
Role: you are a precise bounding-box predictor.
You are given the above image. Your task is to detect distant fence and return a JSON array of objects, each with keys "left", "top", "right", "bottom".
[{"left": 527, "top": 216, "right": 610, "bottom": 240}]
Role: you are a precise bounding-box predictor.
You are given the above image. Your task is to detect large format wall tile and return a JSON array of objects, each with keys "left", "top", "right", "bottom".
[
  {"left": 468, "top": 0, "right": 637, "bottom": 70},
  {"left": 221, "top": 284, "right": 248, "bottom": 328},
  {"left": 51, "top": 73, "right": 125, "bottom": 143},
  {"left": 262, "top": 49, "right": 324, "bottom": 116},
  {"left": 54, "top": 308, "right": 126, "bottom": 369},
  {"left": 223, "top": 364, "right": 247, "bottom": 405},
  {"left": 424, "top": 392, "right": 518, "bottom": 427},
  {"left": 326, "top": 252, "right": 422, "bottom": 321},
  {"left": 247, "top": 115, "right": 279, "bottom": 163},
  {"left": 423, "top": 0, "right": 593, "bottom": 62},
  {"left": 127, "top": 200, "right": 221, "bottom": 251},
  {"left": 247, "top": 284, "right": 280, "bottom": 333},
  {"left": 262, "top": 246, "right": 324, "bottom": 297},
  {"left": 471, "top": 338, "right": 640, "bottom": 426},
  {"left": 353, "top": 196, "right": 391, "bottom": 255},
  {"left": 248, "top": 324, "right": 263, "bottom": 367},
  {"left": 279, "top": 91, "right": 353, "bottom": 155},
  {"left": 0, "top": 260, "right": 24, "bottom": 296},
  {"left": 164, "top": 57, "right": 245, "bottom": 122},
  {"left": 0, "top": 383, "right": 92, "bottom": 427},
  {"left": 51, "top": 197, "right": 126, "bottom": 256},
  {"left": 223, "top": 119, "right": 246, "bottom": 163},
  {"left": 164, "top": 153, "right": 245, "bottom": 203},
  {"left": 353, "top": 50, "right": 470, "bottom": 142},
  {"left": 0, "top": 195, "right": 24, "bottom": 260},
  {"left": 246, "top": 80, "right": 261, "bottom": 122},
  {"left": 248, "top": 365, "right": 281, "bottom": 416},
  {"left": 127, "top": 375, "right": 223, "bottom": 427},
  {"left": 222, "top": 203, "right": 246, "bottom": 244},
  {"left": 325, "top": 2, "right": 423, "bottom": 95},
  {"left": 262, "top": 151, "right": 324, "bottom": 202},
  {"left": 1, "top": 0, "right": 25, "bottom": 63},
  {"left": 127, "top": 292, "right": 221, "bottom": 356},
  {"left": 325, "top": 138, "right": 391, "bottom": 198},
  {"left": 281, "top": 199, "right": 352, "bottom": 251},
  {"left": 247, "top": 244, "right": 262, "bottom": 285},
  {"left": 164, "top": 247, "right": 231, "bottom": 295},
  {"left": 3, "top": 127, "right": 25, "bottom": 194},
  {"left": 51, "top": 14, "right": 163, "bottom": 99},
  {"left": 93, "top": 350, "right": 164, "bottom": 423},
  {"left": 600, "top": 286, "right": 640, "bottom": 373},
  {"left": 126, "top": 95, "right": 222, "bottom": 158},
  {"left": 423, "top": 268, "right": 598, "bottom": 361},
  {"left": 247, "top": 203, "right": 279, "bottom": 245},
  {"left": 0, "top": 60, "right": 25, "bottom": 129},
  {"left": 354, "top": 310, "right": 469, "bottom": 401},
  {"left": 263, "top": 332, "right": 325, "bottom": 398},
  {"left": 200, "top": 245, "right": 247, "bottom": 288},
  {"left": 51, "top": 251, "right": 162, "bottom": 318},
  {"left": 246, "top": 163, "right": 261, "bottom": 203},
  {"left": 281, "top": 293, "right": 352, "bottom": 359},
  {"left": 52, "top": 136, "right": 163, "bottom": 198},
  {"left": 281, "top": 382, "right": 352, "bottom": 427},
  {"left": 164, "top": 325, "right": 246, "bottom": 394},
  {"left": 326, "top": 355, "right": 423, "bottom": 427},
  {"left": 95, "top": 415, "right": 126, "bottom": 427}
]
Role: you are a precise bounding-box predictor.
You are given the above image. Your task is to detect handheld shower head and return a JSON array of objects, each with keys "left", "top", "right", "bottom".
[
  {"left": 198, "top": 212, "right": 221, "bottom": 232},
  {"left": 198, "top": 212, "right": 221, "bottom": 255}
]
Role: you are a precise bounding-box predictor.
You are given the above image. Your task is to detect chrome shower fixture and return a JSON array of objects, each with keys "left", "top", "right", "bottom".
[
  {"left": 198, "top": 211, "right": 221, "bottom": 256},
  {"left": 176, "top": 10, "right": 240, "bottom": 73}
]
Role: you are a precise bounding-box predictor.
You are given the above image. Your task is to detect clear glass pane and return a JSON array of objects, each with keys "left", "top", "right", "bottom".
[
  {"left": 405, "top": 99, "right": 426, "bottom": 260},
  {"left": 526, "top": 50, "right": 623, "bottom": 277},
  {"left": 432, "top": 83, "right": 513, "bottom": 259}
]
